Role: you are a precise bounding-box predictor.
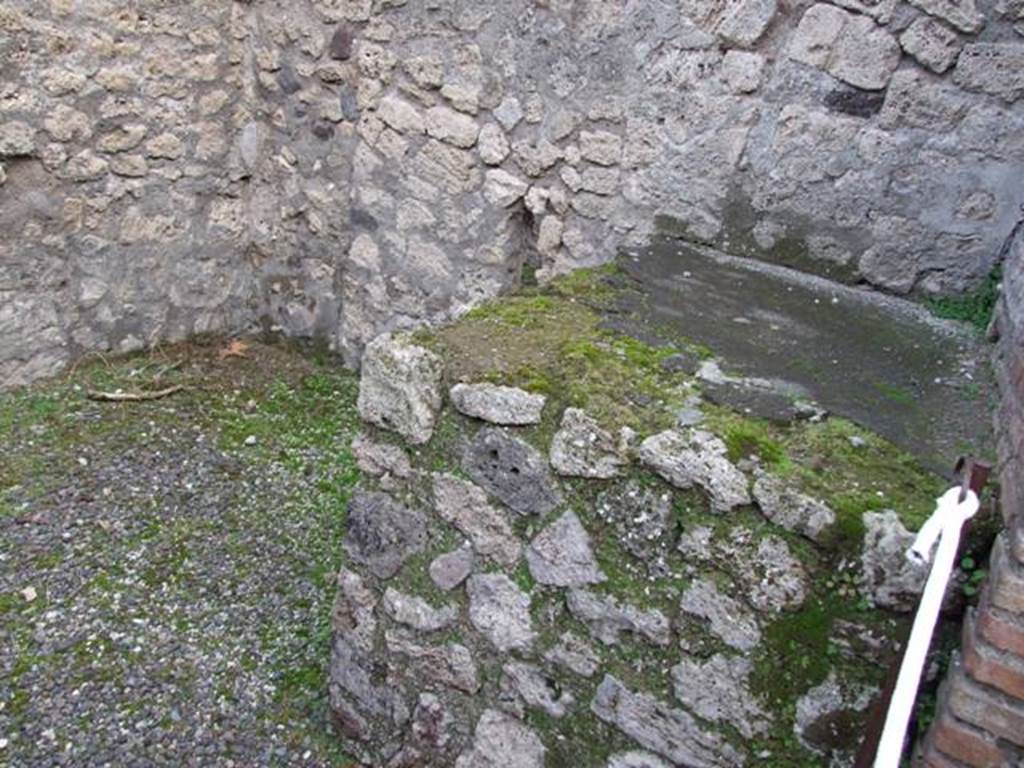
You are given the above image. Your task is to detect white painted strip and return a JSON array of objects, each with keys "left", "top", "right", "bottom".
[{"left": 874, "top": 487, "right": 980, "bottom": 768}]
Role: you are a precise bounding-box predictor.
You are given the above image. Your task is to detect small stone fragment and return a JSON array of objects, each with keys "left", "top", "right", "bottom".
[
  {"left": 671, "top": 653, "right": 770, "bottom": 738},
  {"left": 343, "top": 491, "right": 427, "bottom": 579},
  {"left": 544, "top": 631, "right": 601, "bottom": 678},
  {"left": 433, "top": 473, "right": 521, "bottom": 567},
  {"left": 449, "top": 383, "right": 546, "bottom": 425},
  {"left": 899, "top": 16, "right": 962, "bottom": 74},
  {"left": 680, "top": 0, "right": 777, "bottom": 47},
  {"left": 859, "top": 510, "right": 928, "bottom": 611},
  {"left": 383, "top": 587, "right": 458, "bottom": 632},
  {"left": 462, "top": 427, "right": 561, "bottom": 516},
  {"left": 720, "top": 50, "right": 765, "bottom": 93},
  {"left": 377, "top": 95, "right": 425, "bottom": 135},
  {"left": 550, "top": 408, "right": 626, "bottom": 479},
  {"left": 794, "top": 672, "right": 876, "bottom": 757},
  {"left": 591, "top": 676, "right": 743, "bottom": 767},
  {"left": 752, "top": 474, "right": 836, "bottom": 543},
  {"left": 357, "top": 333, "right": 444, "bottom": 445},
  {"left": 639, "top": 429, "right": 751, "bottom": 513},
  {"left": 478, "top": 123, "right": 510, "bottom": 165},
  {"left": 595, "top": 482, "right": 673, "bottom": 575},
  {"left": 483, "top": 168, "right": 529, "bottom": 207},
  {"left": 425, "top": 105, "right": 481, "bottom": 149},
  {"left": 526, "top": 510, "right": 605, "bottom": 587},
  {"left": 455, "top": 709, "right": 545, "bottom": 768},
  {"left": 405, "top": 54, "right": 444, "bottom": 89},
  {"left": 332, "top": 568, "right": 378, "bottom": 651},
  {"left": 579, "top": 130, "right": 622, "bottom": 166},
  {"left": 566, "top": 589, "right": 670, "bottom": 647},
  {"left": 493, "top": 96, "right": 524, "bottom": 132},
  {"left": 329, "top": 579, "right": 409, "bottom": 745},
  {"left": 607, "top": 753, "right": 672, "bottom": 768},
  {"left": 736, "top": 530, "right": 809, "bottom": 613},
  {"left": 145, "top": 132, "right": 185, "bottom": 160},
  {"left": 501, "top": 661, "right": 575, "bottom": 718},
  {"left": 386, "top": 630, "right": 481, "bottom": 693},
  {"left": 953, "top": 43, "right": 1024, "bottom": 103},
  {"left": 404, "top": 692, "right": 454, "bottom": 758},
  {"left": 467, "top": 573, "right": 536, "bottom": 652},
  {"left": 0, "top": 122, "right": 35, "bottom": 157},
  {"left": 679, "top": 579, "right": 761, "bottom": 652},
  {"left": 429, "top": 542, "right": 475, "bottom": 591},
  {"left": 440, "top": 82, "right": 480, "bottom": 114},
  {"left": 64, "top": 150, "right": 108, "bottom": 182},
  {"left": 512, "top": 139, "right": 563, "bottom": 177},
  {"left": 907, "top": 0, "right": 984, "bottom": 33},
  {"left": 351, "top": 433, "right": 413, "bottom": 479},
  {"left": 788, "top": 4, "right": 901, "bottom": 90},
  {"left": 329, "top": 25, "right": 354, "bottom": 60}
]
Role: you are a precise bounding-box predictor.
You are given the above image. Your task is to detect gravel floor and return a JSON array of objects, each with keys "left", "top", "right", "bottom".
[{"left": 0, "top": 341, "right": 361, "bottom": 767}]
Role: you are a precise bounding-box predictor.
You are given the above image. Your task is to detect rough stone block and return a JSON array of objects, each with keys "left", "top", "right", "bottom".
[
  {"left": 0, "top": 121, "right": 36, "bottom": 157},
  {"left": 449, "top": 383, "right": 545, "bottom": 425},
  {"left": 357, "top": 333, "right": 444, "bottom": 445},
  {"left": 900, "top": 16, "right": 963, "bottom": 74},
  {"left": 907, "top": 0, "right": 985, "bottom": 33},
  {"left": 953, "top": 43, "right": 1024, "bottom": 103},
  {"left": 679, "top": 0, "right": 777, "bottom": 47},
  {"left": 788, "top": 4, "right": 901, "bottom": 90}
]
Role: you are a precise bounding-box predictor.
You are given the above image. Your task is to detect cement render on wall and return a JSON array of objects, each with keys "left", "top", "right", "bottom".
[{"left": 2, "top": 0, "right": 1024, "bottom": 387}]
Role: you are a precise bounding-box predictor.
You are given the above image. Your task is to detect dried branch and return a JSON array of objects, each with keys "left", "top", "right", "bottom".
[{"left": 85, "top": 385, "right": 185, "bottom": 402}]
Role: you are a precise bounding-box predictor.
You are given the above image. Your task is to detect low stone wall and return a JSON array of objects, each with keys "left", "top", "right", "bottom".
[
  {"left": 918, "top": 196, "right": 1024, "bottom": 766},
  {"left": 3, "top": 0, "right": 1024, "bottom": 388},
  {"left": 329, "top": 332, "right": 944, "bottom": 766}
]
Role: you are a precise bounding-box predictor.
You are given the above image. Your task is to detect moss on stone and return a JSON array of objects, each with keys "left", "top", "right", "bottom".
[
  {"left": 420, "top": 266, "right": 692, "bottom": 441},
  {"left": 703, "top": 407, "right": 790, "bottom": 470},
  {"left": 701, "top": 406, "right": 945, "bottom": 539},
  {"left": 925, "top": 264, "right": 1001, "bottom": 331}
]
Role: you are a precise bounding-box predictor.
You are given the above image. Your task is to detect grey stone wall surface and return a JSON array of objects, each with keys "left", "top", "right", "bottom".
[{"left": 2, "top": 0, "right": 1024, "bottom": 387}]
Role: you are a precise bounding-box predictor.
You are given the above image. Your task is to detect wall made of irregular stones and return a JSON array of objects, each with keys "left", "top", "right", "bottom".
[
  {"left": 2, "top": 1, "right": 256, "bottom": 387},
  {"left": 917, "top": 216, "right": 1024, "bottom": 766},
  {"left": 3, "top": 0, "right": 1024, "bottom": 387},
  {"left": 330, "top": 332, "right": 961, "bottom": 767}
]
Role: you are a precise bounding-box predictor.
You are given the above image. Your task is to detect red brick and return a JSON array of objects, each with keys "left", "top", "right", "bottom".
[
  {"left": 917, "top": 746, "right": 968, "bottom": 768},
  {"left": 963, "top": 615, "right": 1024, "bottom": 701},
  {"left": 978, "top": 598, "right": 1024, "bottom": 659},
  {"left": 924, "top": 709, "right": 1010, "bottom": 767},
  {"left": 988, "top": 537, "right": 1024, "bottom": 616},
  {"left": 947, "top": 661, "right": 1024, "bottom": 748}
]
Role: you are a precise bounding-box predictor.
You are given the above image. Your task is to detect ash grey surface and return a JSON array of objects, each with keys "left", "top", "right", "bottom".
[
  {"left": 1, "top": 423, "right": 354, "bottom": 767},
  {"left": 618, "top": 242, "right": 995, "bottom": 473}
]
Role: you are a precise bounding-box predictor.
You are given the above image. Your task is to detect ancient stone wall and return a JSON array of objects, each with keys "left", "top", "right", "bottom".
[
  {"left": 326, "top": 322, "right": 970, "bottom": 766},
  {"left": 917, "top": 202, "right": 1024, "bottom": 767},
  {"left": 3, "top": 0, "right": 1024, "bottom": 387}
]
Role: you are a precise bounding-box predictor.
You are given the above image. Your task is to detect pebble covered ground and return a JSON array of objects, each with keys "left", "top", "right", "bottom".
[{"left": 0, "top": 340, "right": 362, "bottom": 767}]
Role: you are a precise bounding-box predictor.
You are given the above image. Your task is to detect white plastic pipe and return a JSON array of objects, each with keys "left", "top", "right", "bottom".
[{"left": 874, "top": 487, "right": 980, "bottom": 768}]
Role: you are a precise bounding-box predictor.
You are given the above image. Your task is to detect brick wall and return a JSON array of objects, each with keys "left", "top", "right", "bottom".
[{"left": 918, "top": 225, "right": 1024, "bottom": 767}]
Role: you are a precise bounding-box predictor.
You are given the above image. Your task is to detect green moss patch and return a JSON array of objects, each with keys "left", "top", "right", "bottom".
[
  {"left": 419, "top": 266, "right": 696, "bottom": 440},
  {"left": 925, "top": 265, "right": 1001, "bottom": 332}
]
